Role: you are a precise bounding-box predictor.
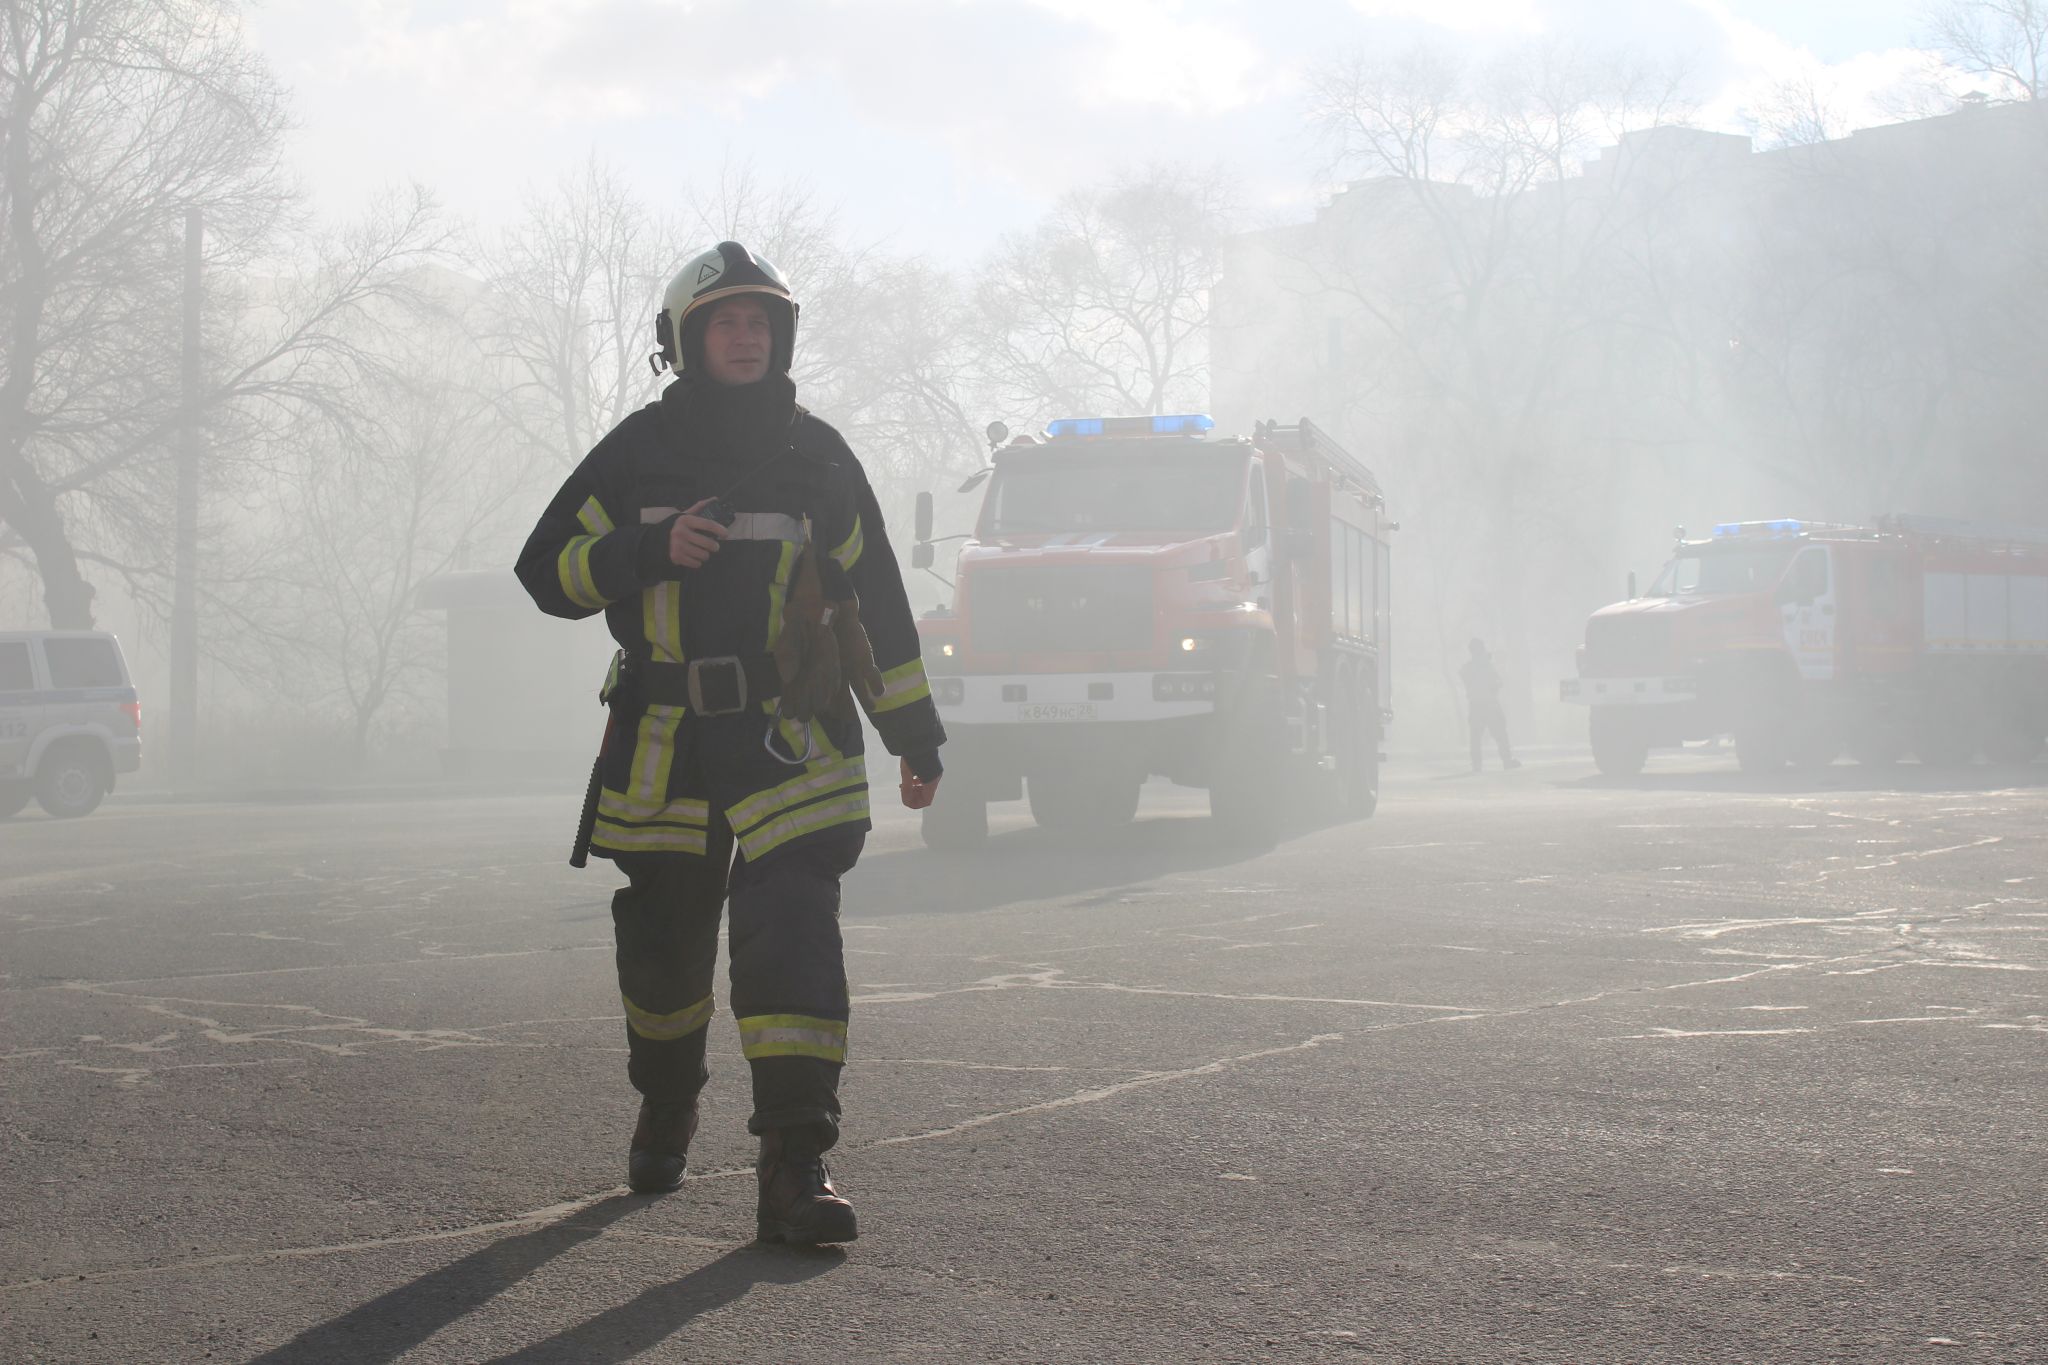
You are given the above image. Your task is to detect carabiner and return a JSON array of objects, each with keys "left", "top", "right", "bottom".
[{"left": 763, "top": 712, "right": 821, "bottom": 767}]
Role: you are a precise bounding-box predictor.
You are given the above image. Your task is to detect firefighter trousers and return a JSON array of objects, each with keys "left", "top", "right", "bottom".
[
  {"left": 1469, "top": 701, "right": 1514, "bottom": 769},
  {"left": 610, "top": 819, "right": 864, "bottom": 1151}
]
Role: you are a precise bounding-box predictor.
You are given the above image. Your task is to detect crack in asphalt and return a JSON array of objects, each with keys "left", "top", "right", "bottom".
[{"left": 0, "top": 1032, "right": 1348, "bottom": 1293}]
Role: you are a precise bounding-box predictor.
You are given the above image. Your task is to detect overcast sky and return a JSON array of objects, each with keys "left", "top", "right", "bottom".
[{"left": 245, "top": 0, "right": 1935, "bottom": 262}]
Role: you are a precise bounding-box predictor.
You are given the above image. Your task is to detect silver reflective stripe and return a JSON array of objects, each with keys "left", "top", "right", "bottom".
[{"left": 725, "top": 512, "right": 806, "bottom": 543}]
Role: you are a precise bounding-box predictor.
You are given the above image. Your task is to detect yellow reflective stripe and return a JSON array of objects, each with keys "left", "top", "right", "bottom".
[
  {"left": 734, "top": 790, "right": 870, "bottom": 862},
  {"left": 592, "top": 819, "right": 708, "bottom": 855},
  {"left": 629, "top": 704, "right": 685, "bottom": 804},
  {"left": 869, "top": 658, "right": 931, "bottom": 714},
  {"left": 623, "top": 991, "right": 713, "bottom": 1041},
  {"left": 764, "top": 540, "right": 797, "bottom": 651},
  {"left": 642, "top": 581, "right": 682, "bottom": 663},
  {"left": 830, "top": 513, "right": 864, "bottom": 571},
  {"left": 577, "top": 495, "right": 616, "bottom": 536},
  {"left": 737, "top": 1013, "right": 847, "bottom": 1063},
  {"left": 558, "top": 535, "right": 605, "bottom": 609},
  {"left": 727, "top": 754, "right": 866, "bottom": 832},
  {"left": 597, "top": 789, "right": 709, "bottom": 824}
]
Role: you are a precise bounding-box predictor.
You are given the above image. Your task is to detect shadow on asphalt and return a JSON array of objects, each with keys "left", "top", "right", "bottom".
[
  {"left": 481, "top": 1243, "right": 841, "bottom": 1364},
  {"left": 1557, "top": 761, "right": 2048, "bottom": 797},
  {"left": 249, "top": 1195, "right": 838, "bottom": 1364}
]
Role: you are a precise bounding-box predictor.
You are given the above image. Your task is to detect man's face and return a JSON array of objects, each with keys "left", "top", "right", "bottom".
[{"left": 700, "top": 296, "right": 774, "bottom": 386}]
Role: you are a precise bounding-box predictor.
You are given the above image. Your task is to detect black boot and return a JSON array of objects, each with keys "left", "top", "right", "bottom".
[
  {"left": 756, "top": 1127, "right": 857, "bottom": 1245},
  {"left": 628, "top": 1098, "right": 698, "bottom": 1194}
]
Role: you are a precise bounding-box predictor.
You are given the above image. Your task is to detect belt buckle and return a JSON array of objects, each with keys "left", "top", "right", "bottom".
[{"left": 686, "top": 656, "right": 747, "bottom": 715}]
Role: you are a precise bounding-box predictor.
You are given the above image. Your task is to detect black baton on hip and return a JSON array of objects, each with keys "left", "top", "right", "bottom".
[{"left": 570, "top": 714, "right": 612, "bottom": 868}]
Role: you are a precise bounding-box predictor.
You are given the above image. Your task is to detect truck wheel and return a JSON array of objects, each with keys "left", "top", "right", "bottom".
[
  {"left": 1028, "top": 771, "right": 1140, "bottom": 837},
  {"left": 1209, "top": 676, "right": 1284, "bottom": 845},
  {"left": 1733, "top": 687, "right": 1792, "bottom": 773},
  {"left": 1848, "top": 727, "right": 1905, "bottom": 767},
  {"left": 1789, "top": 728, "right": 1842, "bottom": 770},
  {"left": 1734, "top": 723, "right": 1788, "bottom": 773},
  {"left": 1589, "top": 710, "right": 1648, "bottom": 777},
  {"left": 1912, "top": 712, "right": 1977, "bottom": 768},
  {"left": 1982, "top": 723, "right": 2044, "bottom": 766},
  {"left": 36, "top": 745, "right": 108, "bottom": 818},
  {"left": 1335, "top": 685, "right": 1379, "bottom": 819},
  {"left": 0, "top": 781, "right": 31, "bottom": 819},
  {"left": 920, "top": 797, "right": 989, "bottom": 850}
]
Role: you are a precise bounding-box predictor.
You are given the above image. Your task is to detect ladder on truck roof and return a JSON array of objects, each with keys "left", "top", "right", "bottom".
[
  {"left": 1253, "top": 418, "right": 1382, "bottom": 503},
  {"left": 1880, "top": 514, "right": 2048, "bottom": 547}
]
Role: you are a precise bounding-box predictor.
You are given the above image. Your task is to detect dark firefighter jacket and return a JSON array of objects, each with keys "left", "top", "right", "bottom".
[{"left": 515, "top": 385, "right": 945, "bottom": 864}]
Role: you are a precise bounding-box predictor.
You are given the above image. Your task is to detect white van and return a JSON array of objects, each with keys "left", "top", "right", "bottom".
[{"left": 0, "top": 631, "right": 143, "bottom": 818}]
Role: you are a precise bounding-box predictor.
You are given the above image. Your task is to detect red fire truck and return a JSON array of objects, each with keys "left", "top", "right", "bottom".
[
  {"left": 1562, "top": 517, "right": 2048, "bottom": 774},
  {"left": 910, "top": 414, "right": 1393, "bottom": 848}
]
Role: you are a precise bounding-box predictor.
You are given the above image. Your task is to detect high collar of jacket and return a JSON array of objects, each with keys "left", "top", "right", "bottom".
[{"left": 660, "top": 372, "right": 800, "bottom": 463}]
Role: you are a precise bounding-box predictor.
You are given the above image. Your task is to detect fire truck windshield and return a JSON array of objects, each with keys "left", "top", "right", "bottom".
[
  {"left": 1648, "top": 544, "right": 1798, "bottom": 597},
  {"left": 982, "top": 446, "right": 1247, "bottom": 536}
]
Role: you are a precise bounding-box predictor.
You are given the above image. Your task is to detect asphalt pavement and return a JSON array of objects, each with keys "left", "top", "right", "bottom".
[{"left": 3, "top": 752, "right": 2044, "bottom": 1364}]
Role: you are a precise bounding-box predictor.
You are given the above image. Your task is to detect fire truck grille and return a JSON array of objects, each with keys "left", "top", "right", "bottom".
[
  {"left": 1583, "top": 614, "right": 1673, "bottom": 676},
  {"left": 969, "top": 565, "right": 1155, "bottom": 654}
]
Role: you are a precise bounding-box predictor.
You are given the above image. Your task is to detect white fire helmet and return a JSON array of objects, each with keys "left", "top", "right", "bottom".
[{"left": 654, "top": 240, "right": 797, "bottom": 375}]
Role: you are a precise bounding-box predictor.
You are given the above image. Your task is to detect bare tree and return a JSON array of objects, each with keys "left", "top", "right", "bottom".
[
  {"left": 236, "top": 319, "right": 536, "bottom": 766},
  {"left": 1287, "top": 39, "right": 1696, "bottom": 700},
  {"left": 1745, "top": 70, "right": 1854, "bottom": 148},
  {"left": 478, "top": 158, "right": 677, "bottom": 472},
  {"left": 685, "top": 162, "right": 990, "bottom": 509},
  {"left": 972, "top": 165, "right": 1235, "bottom": 425},
  {"left": 1919, "top": 0, "right": 2048, "bottom": 100},
  {"left": 1, "top": 0, "right": 447, "bottom": 629}
]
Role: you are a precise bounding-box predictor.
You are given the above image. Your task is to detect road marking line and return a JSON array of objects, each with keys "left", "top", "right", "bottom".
[{"left": 867, "top": 1033, "right": 1345, "bottom": 1150}]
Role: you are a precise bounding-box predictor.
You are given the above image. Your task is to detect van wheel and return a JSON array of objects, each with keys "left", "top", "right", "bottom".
[
  {"left": 0, "top": 781, "right": 30, "bottom": 819},
  {"left": 36, "top": 746, "right": 107, "bottom": 818},
  {"left": 920, "top": 797, "right": 989, "bottom": 850}
]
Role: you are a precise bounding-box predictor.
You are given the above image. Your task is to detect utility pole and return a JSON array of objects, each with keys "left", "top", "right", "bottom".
[{"left": 170, "top": 207, "right": 202, "bottom": 785}]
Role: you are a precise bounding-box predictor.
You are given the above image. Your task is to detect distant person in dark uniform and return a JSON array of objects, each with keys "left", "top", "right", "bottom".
[{"left": 1461, "top": 638, "right": 1519, "bottom": 773}]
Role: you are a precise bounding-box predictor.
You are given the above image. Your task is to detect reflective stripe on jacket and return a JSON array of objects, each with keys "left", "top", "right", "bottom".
[{"left": 515, "top": 391, "right": 944, "bottom": 861}]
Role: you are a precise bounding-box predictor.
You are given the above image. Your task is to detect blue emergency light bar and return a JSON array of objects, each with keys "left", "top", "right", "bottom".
[
  {"left": 1045, "top": 413, "right": 1216, "bottom": 439},
  {"left": 1712, "top": 519, "right": 1806, "bottom": 538}
]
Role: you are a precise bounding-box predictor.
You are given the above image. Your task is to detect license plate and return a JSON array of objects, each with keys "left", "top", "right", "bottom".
[{"left": 1016, "top": 702, "right": 1096, "bottom": 722}]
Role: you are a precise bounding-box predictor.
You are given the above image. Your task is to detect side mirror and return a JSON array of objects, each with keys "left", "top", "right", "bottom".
[
  {"left": 914, "top": 490, "right": 933, "bottom": 544},
  {"left": 911, "top": 542, "right": 934, "bottom": 570}
]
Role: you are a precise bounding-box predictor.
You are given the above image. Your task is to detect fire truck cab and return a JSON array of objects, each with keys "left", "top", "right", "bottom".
[{"left": 913, "top": 414, "right": 1392, "bottom": 848}]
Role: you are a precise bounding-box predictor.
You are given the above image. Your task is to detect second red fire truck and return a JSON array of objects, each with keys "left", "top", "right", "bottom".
[
  {"left": 910, "top": 414, "right": 1393, "bottom": 848},
  {"left": 1563, "top": 516, "right": 2048, "bottom": 774}
]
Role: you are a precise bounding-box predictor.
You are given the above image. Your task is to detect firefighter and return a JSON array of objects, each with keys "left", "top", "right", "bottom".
[
  {"left": 1461, "top": 638, "right": 1520, "bottom": 773},
  {"left": 514, "top": 241, "right": 946, "bottom": 1247}
]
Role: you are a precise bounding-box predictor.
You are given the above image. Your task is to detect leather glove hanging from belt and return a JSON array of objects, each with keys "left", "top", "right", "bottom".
[{"left": 772, "top": 520, "right": 884, "bottom": 726}]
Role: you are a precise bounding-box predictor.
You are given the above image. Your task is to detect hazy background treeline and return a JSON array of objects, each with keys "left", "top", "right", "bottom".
[{"left": 3, "top": 0, "right": 2044, "bottom": 778}]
